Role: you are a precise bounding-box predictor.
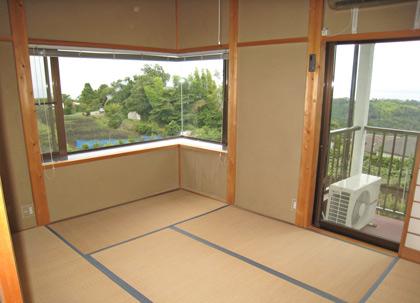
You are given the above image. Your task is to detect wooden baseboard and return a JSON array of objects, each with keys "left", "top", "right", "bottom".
[{"left": 181, "top": 188, "right": 227, "bottom": 204}]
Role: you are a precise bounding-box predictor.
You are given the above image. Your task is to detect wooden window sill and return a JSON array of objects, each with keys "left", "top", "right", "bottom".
[{"left": 43, "top": 138, "right": 226, "bottom": 169}]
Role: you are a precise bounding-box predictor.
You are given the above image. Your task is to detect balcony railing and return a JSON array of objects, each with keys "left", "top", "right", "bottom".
[
  {"left": 327, "top": 126, "right": 361, "bottom": 185},
  {"left": 328, "top": 125, "right": 420, "bottom": 219}
]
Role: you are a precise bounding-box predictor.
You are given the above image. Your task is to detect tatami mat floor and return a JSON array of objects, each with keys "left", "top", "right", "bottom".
[{"left": 12, "top": 190, "right": 420, "bottom": 303}]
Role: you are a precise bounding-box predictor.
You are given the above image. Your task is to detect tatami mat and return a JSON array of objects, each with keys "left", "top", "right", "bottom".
[
  {"left": 368, "top": 259, "right": 420, "bottom": 302},
  {"left": 13, "top": 227, "right": 136, "bottom": 303},
  {"left": 50, "top": 190, "right": 225, "bottom": 253},
  {"left": 16, "top": 191, "right": 415, "bottom": 303},
  {"left": 93, "top": 228, "right": 330, "bottom": 303},
  {"left": 177, "top": 206, "right": 393, "bottom": 303}
]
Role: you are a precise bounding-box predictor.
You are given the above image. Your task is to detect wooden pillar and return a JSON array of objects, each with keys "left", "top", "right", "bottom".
[
  {"left": 175, "top": 0, "right": 180, "bottom": 50},
  {"left": 0, "top": 179, "right": 24, "bottom": 303},
  {"left": 226, "top": 0, "right": 238, "bottom": 204},
  {"left": 8, "top": 0, "right": 50, "bottom": 225},
  {"left": 295, "top": 0, "right": 325, "bottom": 227},
  {"left": 50, "top": 57, "right": 68, "bottom": 159}
]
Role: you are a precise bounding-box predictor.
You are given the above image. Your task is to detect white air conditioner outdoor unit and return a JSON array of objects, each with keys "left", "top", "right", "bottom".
[{"left": 326, "top": 174, "right": 381, "bottom": 230}]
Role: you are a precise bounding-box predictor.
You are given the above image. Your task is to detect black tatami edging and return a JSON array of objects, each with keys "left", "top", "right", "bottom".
[
  {"left": 358, "top": 256, "right": 399, "bottom": 303},
  {"left": 170, "top": 226, "right": 346, "bottom": 303},
  {"left": 44, "top": 199, "right": 399, "bottom": 303},
  {"left": 45, "top": 226, "right": 152, "bottom": 303},
  {"left": 88, "top": 204, "right": 229, "bottom": 255},
  {"left": 44, "top": 204, "right": 230, "bottom": 303}
]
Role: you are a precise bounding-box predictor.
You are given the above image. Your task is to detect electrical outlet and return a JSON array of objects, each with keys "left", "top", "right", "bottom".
[
  {"left": 291, "top": 198, "right": 297, "bottom": 210},
  {"left": 22, "top": 204, "right": 34, "bottom": 218}
]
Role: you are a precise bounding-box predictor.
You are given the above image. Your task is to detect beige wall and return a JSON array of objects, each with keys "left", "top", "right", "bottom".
[
  {"left": 0, "top": 0, "right": 10, "bottom": 36},
  {"left": 180, "top": 147, "right": 227, "bottom": 201},
  {"left": 239, "top": 0, "right": 309, "bottom": 42},
  {"left": 324, "top": 1, "right": 417, "bottom": 35},
  {"left": 45, "top": 148, "right": 179, "bottom": 222},
  {"left": 235, "top": 43, "right": 307, "bottom": 223},
  {"left": 178, "top": 0, "right": 229, "bottom": 48},
  {"left": 25, "top": 0, "right": 176, "bottom": 48},
  {"left": 2, "top": 0, "right": 419, "bottom": 231},
  {"left": 0, "top": 0, "right": 181, "bottom": 231},
  {"left": 0, "top": 42, "right": 36, "bottom": 231}
]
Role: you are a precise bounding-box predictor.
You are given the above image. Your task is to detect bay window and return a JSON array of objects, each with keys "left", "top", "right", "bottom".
[{"left": 29, "top": 46, "right": 228, "bottom": 161}]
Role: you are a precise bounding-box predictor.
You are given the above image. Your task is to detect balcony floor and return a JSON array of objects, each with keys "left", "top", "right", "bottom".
[{"left": 361, "top": 214, "right": 404, "bottom": 243}]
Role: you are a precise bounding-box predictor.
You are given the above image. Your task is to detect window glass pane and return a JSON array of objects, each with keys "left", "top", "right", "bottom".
[
  {"left": 177, "top": 61, "right": 224, "bottom": 142},
  {"left": 30, "top": 55, "right": 59, "bottom": 159},
  {"left": 330, "top": 44, "right": 355, "bottom": 130},
  {"left": 369, "top": 41, "right": 420, "bottom": 131},
  {"left": 52, "top": 56, "right": 224, "bottom": 152},
  {"left": 35, "top": 104, "right": 59, "bottom": 155}
]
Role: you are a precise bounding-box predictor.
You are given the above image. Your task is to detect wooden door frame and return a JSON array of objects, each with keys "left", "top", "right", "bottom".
[
  {"left": 399, "top": 139, "right": 420, "bottom": 262},
  {"left": 295, "top": 0, "right": 326, "bottom": 227},
  {"left": 296, "top": 0, "right": 420, "bottom": 230},
  {"left": 311, "top": 40, "right": 402, "bottom": 252}
]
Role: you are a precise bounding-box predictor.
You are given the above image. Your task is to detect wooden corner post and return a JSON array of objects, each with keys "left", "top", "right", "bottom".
[
  {"left": 295, "top": 0, "right": 325, "bottom": 227},
  {"left": 175, "top": 0, "right": 180, "bottom": 50},
  {"left": 0, "top": 179, "right": 24, "bottom": 303},
  {"left": 226, "top": 0, "right": 238, "bottom": 204},
  {"left": 8, "top": 0, "right": 50, "bottom": 225}
]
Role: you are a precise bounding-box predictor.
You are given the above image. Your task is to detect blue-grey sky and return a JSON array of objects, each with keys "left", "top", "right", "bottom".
[
  {"left": 333, "top": 40, "right": 420, "bottom": 101},
  {"left": 31, "top": 40, "right": 420, "bottom": 101},
  {"left": 30, "top": 56, "right": 223, "bottom": 99}
]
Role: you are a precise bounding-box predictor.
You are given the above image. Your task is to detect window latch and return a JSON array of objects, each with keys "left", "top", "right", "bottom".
[{"left": 309, "top": 54, "right": 316, "bottom": 72}]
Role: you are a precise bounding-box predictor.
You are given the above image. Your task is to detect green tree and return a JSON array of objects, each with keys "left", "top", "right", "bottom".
[
  {"left": 331, "top": 98, "right": 420, "bottom": 131},
  {"left": 96, "top": 84, "right": 113, "bottom": 107},
  {"left": 123, "top": 65, "right": 172, "bottom": 121},
  {"left": 136, "top": 120, "right": 161, "bottom": 136},
  {"left": 144, "top": 77, "right": 176, "bottom": 125},
  {"left": 165, "top": 120, "right": 181, "bottom": 136},
  {"left": 123, "top": 77, "right": 150, "bottom": 119},
  {"left": 179, "top": 68, "right": 222, "bottom": 140},
  {"left": 104, "top": 103, "right": 124, "bottom": 129},
  {"left": 79, "top": 83, "right": 99, "bottom": 115},
  {"left": 63, "top": 94, "right": 74, "bottom": 115}
]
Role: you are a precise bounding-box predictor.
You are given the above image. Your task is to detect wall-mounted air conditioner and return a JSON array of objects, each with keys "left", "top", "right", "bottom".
[
  {"left": 325, "top": 174, "right": 381, "bottom": 230},
  {"left": 328, "top": 0, "right": 415, "bottom": 10}
]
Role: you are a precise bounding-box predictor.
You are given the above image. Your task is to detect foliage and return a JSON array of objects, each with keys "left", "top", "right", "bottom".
[
  {"left": 104, "top": 103, "right": 124, "bottom": 129},
  {"left": 136, "top": 120, "right": 161, "bottom": 136},
  {"left": 37, "top": 63, "right": 224, "bottom": 152},
  {"left": 165, "top": 120, "right": 181, "bottom": 136},
  {"left": 331, "top": 98, "right": 420, "bottom": 131},
  {"left": 63, "top": 94, "right": 75, "bottom": 115},
  {"left": 326, "top": 131, "right": 415, "bottom": 216},
  {"left": 79, "top": 83, "right": 100, "bottom": 115},
  {"left": 362, "top": 152, "right": 414, "bottom": 188}
]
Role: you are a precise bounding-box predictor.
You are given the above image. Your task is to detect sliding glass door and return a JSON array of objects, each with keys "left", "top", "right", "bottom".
[{"left": 314, "top": 39, "right": 420, "bottom": 251}]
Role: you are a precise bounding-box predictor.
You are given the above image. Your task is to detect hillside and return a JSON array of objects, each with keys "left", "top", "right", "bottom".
[{"left": 330, "top": 98, "right": 420, "bottom": 131}]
